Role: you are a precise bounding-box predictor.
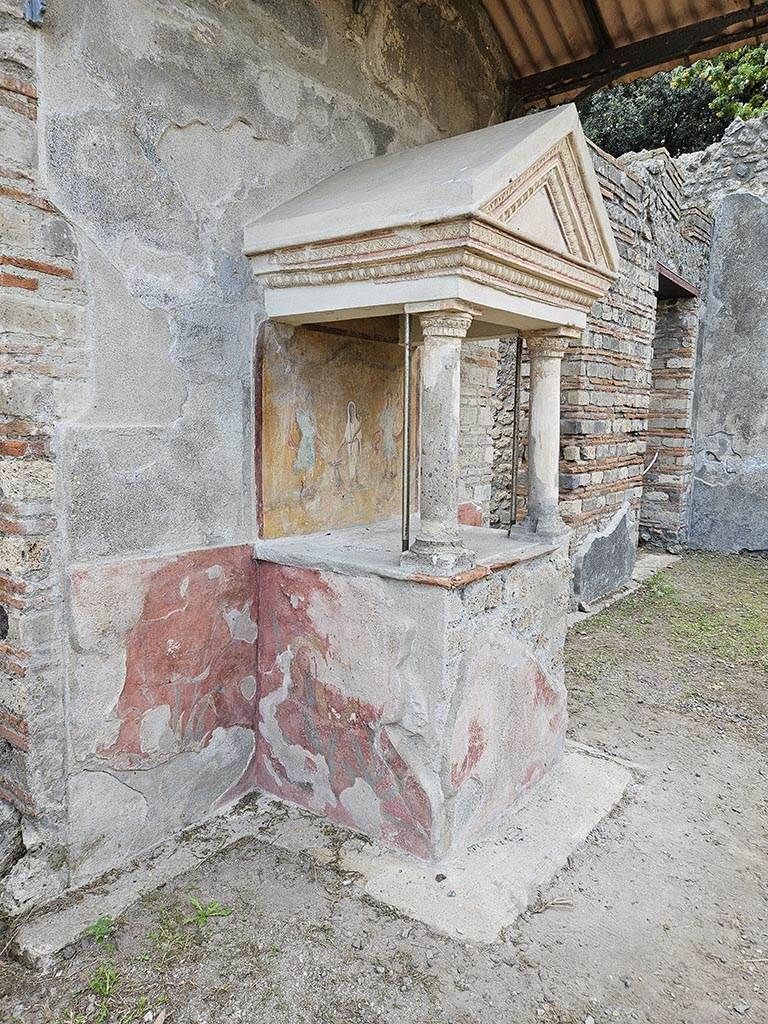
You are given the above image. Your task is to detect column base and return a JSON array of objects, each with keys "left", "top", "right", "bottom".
[
  {"left": 521, "top": 510, "right": 570, "bottom": 541},
  {"left": 400, "top": 535, "right": 476, "bottom": 577}
]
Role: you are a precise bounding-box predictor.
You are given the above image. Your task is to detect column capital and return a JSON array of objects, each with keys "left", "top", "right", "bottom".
[
  {"left": 525, "top": 325, "right": 582, "bottom": 360},
  {"left": 419, "top": 308, "right": 474, "bottom": 340}
]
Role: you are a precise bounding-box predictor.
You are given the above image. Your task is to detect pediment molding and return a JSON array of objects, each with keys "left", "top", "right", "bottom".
[
  {"left": 480, "top": 134, "right": 611, "bottom": 271},
  {"left": 257, "top": 216, "right": 614, "bottom": 315}
]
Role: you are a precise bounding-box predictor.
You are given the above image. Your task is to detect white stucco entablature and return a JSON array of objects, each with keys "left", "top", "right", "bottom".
[{"left": 244, "top": 105, "right": 619, "bottom": 338}]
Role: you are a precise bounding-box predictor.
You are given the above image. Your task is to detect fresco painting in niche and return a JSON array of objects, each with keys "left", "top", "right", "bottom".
[{"left": 261, "top": 321, "right": 417, "bottom": 538}]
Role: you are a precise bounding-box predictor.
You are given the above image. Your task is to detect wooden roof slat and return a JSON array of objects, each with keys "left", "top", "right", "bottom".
[
  {"left": 484, "top": 0, "right": 768, "bottom": 105},
  {"left": 580, "top": 0, "right": 612, "bottom": 51}
]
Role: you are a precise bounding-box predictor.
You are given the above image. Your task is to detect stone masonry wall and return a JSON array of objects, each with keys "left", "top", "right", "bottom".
[
  {"left": 459, "top": 340, "right": 499, "bottom": 525},
  {"left": 491, "top": 144, "right": 711, "bottom": 603},
  {"left": 0, "top": 2, "right": 89, "bottom": 911},
  {"left": 676, "top": 112, "right": 768, "bottom": 212},
  {"left": 640, "top": 297, "right": 700, "bottom": 549},
  {"left": 0, "top": 0, "right": 510, "bottom": 910}
]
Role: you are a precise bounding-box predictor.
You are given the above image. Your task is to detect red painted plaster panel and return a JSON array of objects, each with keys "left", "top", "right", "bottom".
[
  {"left": 458, "top": 501, "right": 483, "bottom": 527},
  {"left": 97, "top": 546, "right": 259, "bottom": 769},
  {"left": 447, "top": 633, "right": 566, "bottom": 836},
  {"left": 256, "top": 563, "right": 433, "bottom": 858}
]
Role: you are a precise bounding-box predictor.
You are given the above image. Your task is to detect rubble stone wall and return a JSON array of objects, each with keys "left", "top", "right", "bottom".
[
  {"left": 0, "top": 0, "right": 510, "bottom": 910},
  {"left": 0, "top": 1, "right": 89, "bottom": 910},
  {"left": 676, "top": 113, "right": 768, "bottom": 213},
  {"left": 459, "top": 340, "right": 500, "bottom": 524}
]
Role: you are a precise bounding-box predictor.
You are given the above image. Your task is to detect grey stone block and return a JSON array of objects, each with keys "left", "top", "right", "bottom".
[
  {"left": 689, "top": 194, "right": 768, "bottom": 553},
  {"left": 573, "top": 504, "right": 637, "bottom": 607}
]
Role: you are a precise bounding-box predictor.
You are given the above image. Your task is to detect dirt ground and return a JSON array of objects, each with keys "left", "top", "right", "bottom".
[{"left": 1, "top": 552, "right": 766, "bottom": 1024}]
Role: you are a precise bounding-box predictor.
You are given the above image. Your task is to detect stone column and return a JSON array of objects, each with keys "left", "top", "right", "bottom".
[
  {"left": 523, "top": 326, "right": 580, "bottom": 537},
  {"left": 402, "top": 308, "right": 475, "bottom": 575}
]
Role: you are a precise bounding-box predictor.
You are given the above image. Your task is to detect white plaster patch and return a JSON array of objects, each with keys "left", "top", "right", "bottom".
[
  {"left": 69, "top": 649, "right": 126, "bottom": 757},
  {"left": 240, "top": 675, "right": 257, "bottom": 701},
  {"left": 206, "top": 565, "right": 223, "bottom": 579},
  {"left": 179, "top": 576, "right": 191, "bottom": 598},
  {"left": 68, "top": 770, "right": 149, "bottom": 886},
  {"left": 339, "top": 778, "right": 383, "bottom": 837},
  {"left": 139, "top": 705, "right": 173, "bottom": 754},
  {"left": 224, "top": 603, "right": 258, "bottom": 643}
]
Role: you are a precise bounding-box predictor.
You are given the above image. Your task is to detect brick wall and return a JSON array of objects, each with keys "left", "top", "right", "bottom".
[
  {"left": 490, "top": 144, "right": 711, "bottom": 601},
  {"left": 491, "top": 150, "right": 657, "bottom": 540},
  {"left": 0, "top": 3, "right": 88, "bottom": 910},
  {"left": 640, "top": 298, "right": 699, "bottom": 549}
]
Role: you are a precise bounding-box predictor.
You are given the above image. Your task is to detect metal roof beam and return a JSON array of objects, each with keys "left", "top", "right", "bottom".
[{"left": 513, "top": 2, "right": 768, "bottom": 103}]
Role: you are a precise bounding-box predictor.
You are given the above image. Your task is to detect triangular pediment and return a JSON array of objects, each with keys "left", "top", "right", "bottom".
[{"left": 480, "top": 135, "right": 610, "bottom": 268}]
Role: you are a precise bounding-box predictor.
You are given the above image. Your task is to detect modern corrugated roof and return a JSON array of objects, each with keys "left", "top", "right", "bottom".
[{"left": 483, "top": 0, "right": 768, "bottom": 105}]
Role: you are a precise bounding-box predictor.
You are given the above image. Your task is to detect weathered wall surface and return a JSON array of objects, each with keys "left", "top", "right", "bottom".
[
  {"left": 641, "top": 297, "right": 700, "bottom": 549},
  {"left": 0, "top": 1, "right": 88, "bottom": 912},
  {"left": 255, "top": 548, "right": 568, "bottom": 859},
  {"left": 0, "top": 0, "right": 509, "bottom": 907},
  {"left": 686, "top": 194, "right": 768, "bottom": 553},
  {"left": 66, "top": 546, "right": 258, "bottom": 886},
  {"left": 674, "top": 115, "right": 768, "bottom": 553},
  {"left": 459, "top": 340, "right": 499, "bottom": 524},
  {"left": 676, "top": 113, "right": 768, "bottom": 213}
]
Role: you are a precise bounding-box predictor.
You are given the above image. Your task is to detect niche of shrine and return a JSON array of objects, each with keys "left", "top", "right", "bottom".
[
  {"left": 246, "top": 104, "right": 618, "bottom": 567},
  {"left": 243, "top": 105, "right": 619, "bottom": 862}
]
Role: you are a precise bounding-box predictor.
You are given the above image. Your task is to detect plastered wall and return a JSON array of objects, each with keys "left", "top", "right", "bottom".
[
  {"left": 675, "top": 116, "right": 768, "bottom": 553},
  {"left": 260, "top": 320, "right": 411, "bottom": 539},
  {"left": 0, "top": 0, "right": 509, "bottom": 910}
]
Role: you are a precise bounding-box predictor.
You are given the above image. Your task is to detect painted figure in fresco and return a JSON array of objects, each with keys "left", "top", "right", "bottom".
[
  {"left": 290, "top": 406, "right": 318, "bottom": 476},
  {"left": 344, "top": 400, "right": 362, "bottom": 484},
  {"left": 377, "top": 389, "right": 399, "bottom": 479}
]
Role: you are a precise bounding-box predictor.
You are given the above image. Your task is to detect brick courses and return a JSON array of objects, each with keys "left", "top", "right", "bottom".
[
  {"left": 491, "top": 143, "right": 711, "bottom": 570},
  {"left": 0, "top": 4, "right": 86, "bottom": 884}
]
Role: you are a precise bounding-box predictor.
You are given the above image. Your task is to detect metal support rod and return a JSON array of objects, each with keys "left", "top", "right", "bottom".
[
  {"left": 507, "top": 333, "right": 523, "bottom": 537},
  {"left": 400, "top": 312, "right": 411, "bottom": 553}
]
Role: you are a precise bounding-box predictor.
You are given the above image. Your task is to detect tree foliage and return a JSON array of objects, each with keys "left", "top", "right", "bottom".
[
  {"left": 673, "top": 43, "right": 768, "bottom": 122},
  {"left": 577, "top": 71, "right": 724, "bottom": 158}
]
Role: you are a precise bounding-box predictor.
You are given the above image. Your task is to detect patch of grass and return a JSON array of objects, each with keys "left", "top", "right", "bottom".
[
  {"left": 566, "top": 553, "right": 768, "bottom": 735},
  {"left": 147, "top": 906, "right": 196, "bottom": 963},
  {"left": 89, "top": 964, "right": 118, "bottom": 998},
  {"left": 147, "top": 895, "right": 234, "bottom": 966},
  {"left": 186, "top": 897, "right": 232, "bottom": 927},
  {"left": 85, "top": 915, "right": 117, "bottom": 954}
]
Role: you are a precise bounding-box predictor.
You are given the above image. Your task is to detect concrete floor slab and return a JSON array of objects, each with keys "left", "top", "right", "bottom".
[
  {"left": 339, "top": 743, "right": 638, "bottom": 943},
  {"left": 13, "top": 746, "right": 637, "bottom": 965}
]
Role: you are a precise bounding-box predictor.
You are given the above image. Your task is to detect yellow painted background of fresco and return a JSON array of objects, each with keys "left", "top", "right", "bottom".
[{"left": 261, "top": 321, "right": 417, "bottom": 538}]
